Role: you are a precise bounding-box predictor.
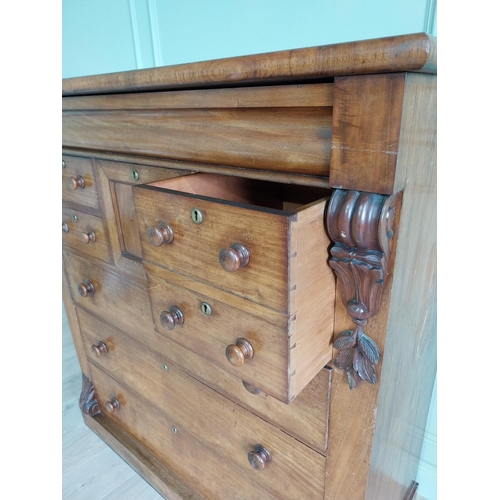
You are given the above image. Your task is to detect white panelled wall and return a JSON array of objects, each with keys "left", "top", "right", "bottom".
[{"left": 62, "top": 2, "right": 437, "bottom": 499}]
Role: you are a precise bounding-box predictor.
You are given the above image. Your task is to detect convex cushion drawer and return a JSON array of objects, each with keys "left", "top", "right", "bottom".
[
  {"left": 134, "top": 173, "right": 336, "bottom": 401},
  {"left": 77, "top": 307, "right": 331, "bottom": 453},
  {"left": 87, "top": 339, "right": 326, "bottom": 500}
]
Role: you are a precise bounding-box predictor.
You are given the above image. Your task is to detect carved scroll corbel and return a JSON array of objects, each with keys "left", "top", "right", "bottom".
[
  {"left": 79, "top": 374, "right": 101, "bottom": 416},
  {"left": 327, "top": 189, "right": 396, "bottom": 389}
]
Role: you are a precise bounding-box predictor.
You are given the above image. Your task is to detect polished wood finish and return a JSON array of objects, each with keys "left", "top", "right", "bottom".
[
  {"left": 63, "top": 34, "right": 436, "bottom": 500},
  {"left": 79, "top": 374, "right": 100, "bottom": 416},
  {"left": 62, "top": 33, "right": 435, "bottom": 96},
  {"left": 91, "top": 340, "right": 108, "bottom": 358},
  {"left": 218, "top": 243, "right": 250, "bottom": 272},
  {"left": 62, "top": 155, "right": 100, "bottom": 212},
  {"left": 248, "top": 444, "right": 272, "bottom": 471},
  {"left": 133, "top": 174, "right": 332, "bottom": 313},
  {"left": 63, "top": 101, "right": 332, "bottom": 176},
  {"left": 225, "top": 338, "right": 254, "bottom": 367},
  {"left": 89, "top": 351, "right": 326, "bottom": 500},
  {"left": 63, "top": 250, "right": 154, "bottom": 337},
  {"left": 77, "top": 307, "right": 331, "bottom": 454},
  {"left": 326, "top": 189, "right": 398, "bottom": 388},
  {"left": 330, "top": 74, "right": 406, "bottom": 194},
  {"left": 62, "top": 206, "right": 111, "bottom": 263}
]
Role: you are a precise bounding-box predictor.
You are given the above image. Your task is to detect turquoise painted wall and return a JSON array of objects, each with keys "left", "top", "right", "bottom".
[{"left": 62, "top": 2, "right": 437, "bottom": 499}]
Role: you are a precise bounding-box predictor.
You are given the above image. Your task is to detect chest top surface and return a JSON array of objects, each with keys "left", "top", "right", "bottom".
[{"left": 62, "top": 32, "right": 436, "bottom": 96}]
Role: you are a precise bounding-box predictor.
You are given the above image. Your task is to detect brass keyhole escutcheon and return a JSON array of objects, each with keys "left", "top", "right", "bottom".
[
  {"left": 201, "top": 302, "right": 212, "bottom": 316},
  {"left": 191, "top": 208, "right": 203, "bottom": 224},
  {"left": 131, "top": 170, "right": 139, "bottom": 181}
]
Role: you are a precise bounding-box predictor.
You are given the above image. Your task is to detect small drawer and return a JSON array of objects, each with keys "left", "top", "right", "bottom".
[
  {"left": 88, "top": 347, "right": 326, "bottom": 500},
  {"left": 62, "top": 250, "right": 153, "bottom": 337},
  {"left": 62, "top": 206, "right": 111, "bottom": 263},
  {"left": 133, "top": 173, "right": 333, "bottom": 313},
  {"left": 62, "top": 155, "right": 100, "bottom": 212},
  {"left": 78, "top": 307, "right": 331, "bottom": 454}
]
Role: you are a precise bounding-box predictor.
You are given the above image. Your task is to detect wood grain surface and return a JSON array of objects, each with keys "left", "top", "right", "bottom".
[
  {"left": 330, "top": 73, "right": 406, "bottom": 195},
  {"left": 62, "top": 33, "right": 436, "bottom": 96},
  {"left": 89, "top": 357, "right": 326, "bottom": 500},
  {"left": 63, "top": 106, "right": 332, "bottom": 175},
  {"left": 62, "top": 206, "right": 111, "bottom": 264}
]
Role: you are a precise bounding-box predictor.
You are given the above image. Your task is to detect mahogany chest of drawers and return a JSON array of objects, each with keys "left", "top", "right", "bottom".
[{"left": 62, "top": 33, "right": 436, "bottom": 500}]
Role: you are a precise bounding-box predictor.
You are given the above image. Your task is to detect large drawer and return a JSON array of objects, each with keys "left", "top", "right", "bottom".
[
  {"left": 89, "top": 354, "right": 326, "bottom": 500},
  {"left": 78, "top": 307, "right": 331, "bottom": 454},
  {"left": 62, "top": 251, "right": 153, "bottom": 337},
  {"left": 62, "top": 155, "right": 100, "bottom": 212}
]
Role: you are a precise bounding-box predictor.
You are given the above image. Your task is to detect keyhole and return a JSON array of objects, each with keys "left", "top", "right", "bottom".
[
  {"left": 201, "top": 302, "right": 212, "bottom": 316},
  {"left": 191, "top": 208, "right": 203, "bottom": 224}
]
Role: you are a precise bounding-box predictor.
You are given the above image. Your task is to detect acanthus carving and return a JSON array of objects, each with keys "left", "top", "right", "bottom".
[
  {"left": 79, "top": 373, "right": 101, "bottom": 416},
  {"left": 326, "top": 189, "right": 396, "bottom": 389}
]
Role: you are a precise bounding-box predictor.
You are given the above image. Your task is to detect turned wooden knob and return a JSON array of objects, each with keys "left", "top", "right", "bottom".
[
  {"left": 248, "top": 444, "right": 272, "bottom": 471},
  {"left": 147, "top": 225, "right": 174, "bottom": 247},
  {"left": 80, "top": 231, "right": 96, "bottom": 244},
  {"left": 77, "top": 281, "right": 95, "bottom": 298},
  {"left": 62, "top": 222, "right": 69, "bottom": 233},
  {"left": 91, "top": 341, "right": 108, "bottom": 358},
  {"left": 105, "top": 397, "right": 120, "bottom": 413},
  {"left": 219, "top": 243, "right": 250, "bottom": 272},
  {"left": 226, "top": 338, "right": 254, "bottom": 367},
  {"left": 159, "top": 307, "right": 184, "bottom": 330},
  {"left": 68, "top": 175, "right": 85, "bottom": 190}
]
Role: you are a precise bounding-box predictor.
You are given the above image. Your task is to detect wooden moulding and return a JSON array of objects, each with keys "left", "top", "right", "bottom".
[
  {"left": 326, "top": 188, "right": 399, "bottom": 389},
  {"left": 62, "top": 33, "right": 436, "bottom": 96},
  {"left": 79, "top": 374, "right": 100, "bottom": 416}
]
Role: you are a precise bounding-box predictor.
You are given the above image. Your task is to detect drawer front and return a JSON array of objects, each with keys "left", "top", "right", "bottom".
[
  {"left": 133, "top": 183, "right": 290, "bottom": 312},
  {"left": 62, "top": 155, "right": 100, "bottom": 212},
  {"left": 89, "top": 364, "right": 280, "bottom": 500},
  {"left": 78, "top": 307, "right": 331, "bottom": 453},
  {"left": 145, "top": 264, "right": 290, "bottom": 402},
  {"left": 62, "top": 84, "right": 334, "bottom": 176},
  {"left": 62, "top": 206, "right": 111, "bottom": 263},
  {"left": 88, "top": 347, "right": 326, "bottom": 500},
  {"left": 62, "top": 250, "right": 153, "bottom": 337}
]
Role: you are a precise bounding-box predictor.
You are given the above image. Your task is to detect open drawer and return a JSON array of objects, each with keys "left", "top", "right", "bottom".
[{"left": 133, "top": 173, "right": 336, "bottom": 402}]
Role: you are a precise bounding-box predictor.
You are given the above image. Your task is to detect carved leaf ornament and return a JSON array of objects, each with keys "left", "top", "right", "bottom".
[{"left": 327, "top": 189, "right": 395, "bottom": 389}]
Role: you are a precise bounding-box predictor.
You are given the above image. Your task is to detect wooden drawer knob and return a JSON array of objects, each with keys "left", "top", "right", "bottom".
[
  {"left": 226, "top": 338, "right": 254, "bottom": 367},
  {"left": 248, "top": 444, "right": 272, "bottom": 471},
  {"left": 105, "top": 397, "right": 121, "bottom": 413},
  {"left": 62, "top": 222, "right": 69, "bottom": 233},
  {"left": 147, "top": 225, "right": 174, "bottom": 247},
  {"left": 91, "top": 341, "right": 108, "bottom": 358},
  {"left": 80, "top": 231, "right": 96, "bottom": 244},
  {"left": 159, "top": 307, "right": 184, "bottom": 330},
  {"left": 68, "top": 175, "right": 85, "bottom": 190},
  {"left": 219, "top": 243, "right": 250, "bottom": 272},
  {"left": 77, "top": 281, "right": 95, "bottom": 298}
]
